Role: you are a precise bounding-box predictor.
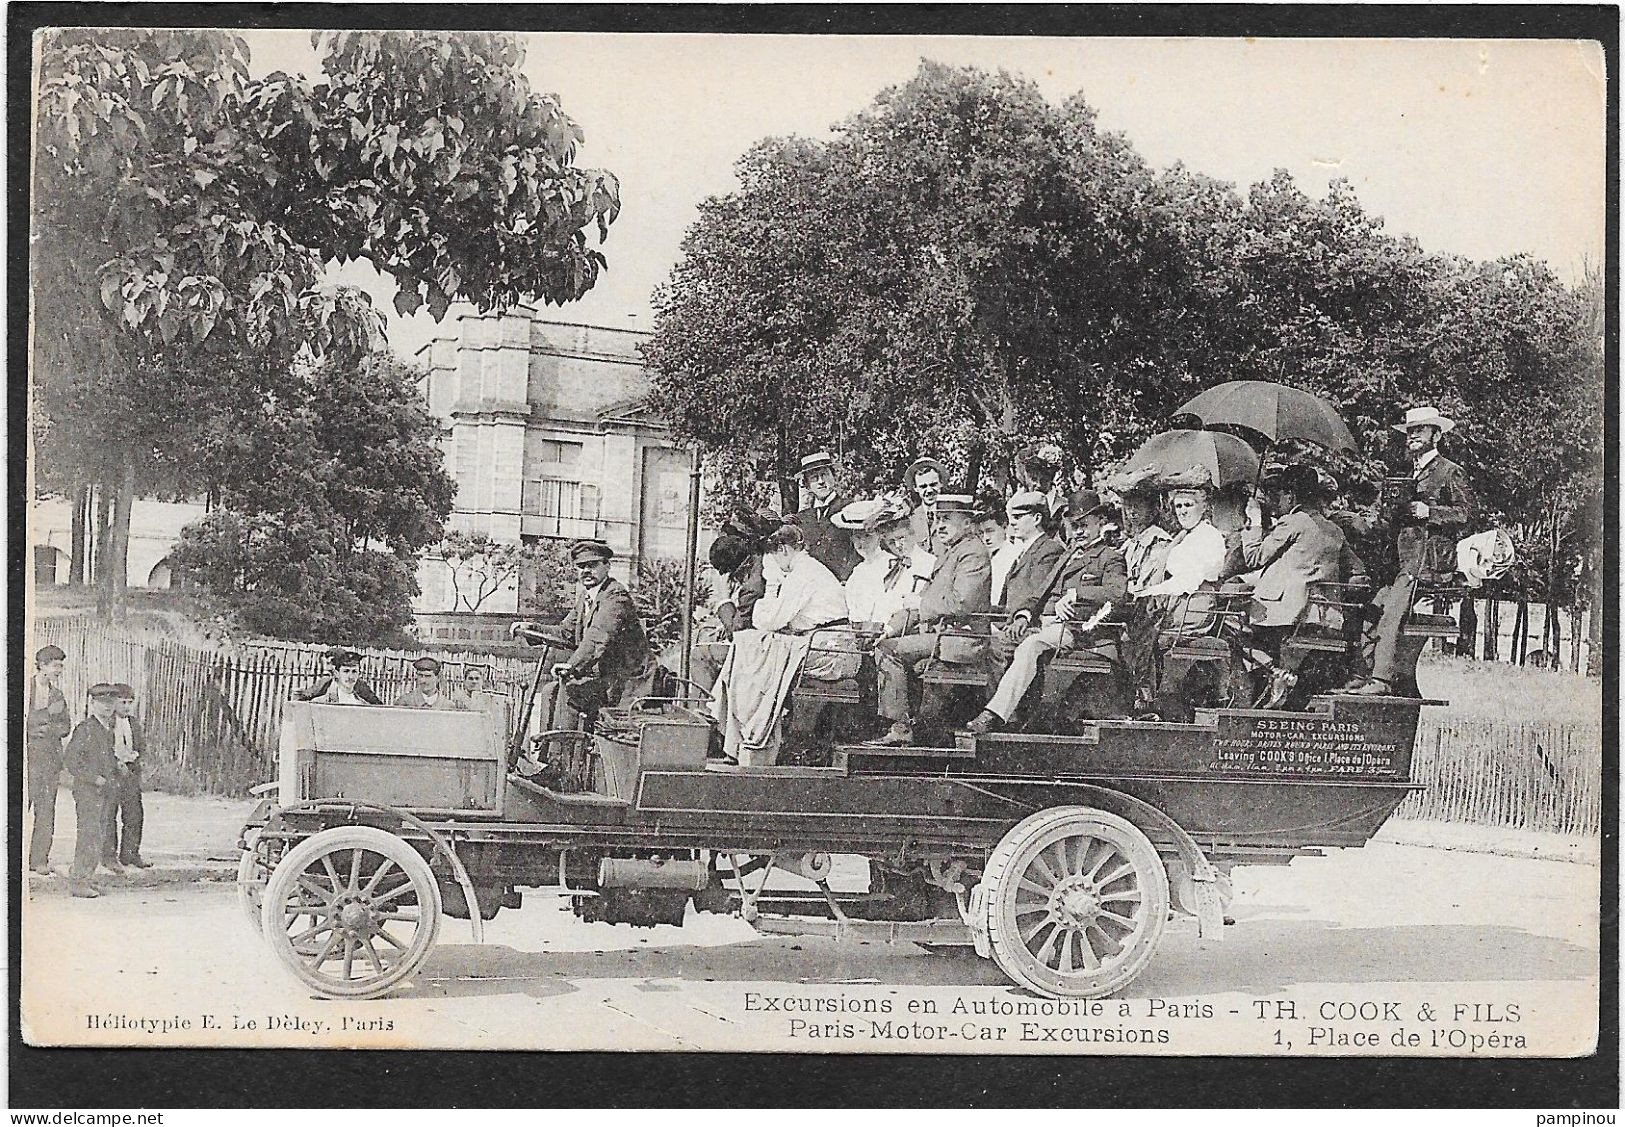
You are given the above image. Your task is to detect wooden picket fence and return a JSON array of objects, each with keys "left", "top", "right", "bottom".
[
  {"left": 25, "top": 618, "right": 1605, "bottom": 835},
  {"left": 29, "top": 618, "right": 542, "bottom": 796},
  {"left": 1397, "top": 717, "right": 1602, "bottom": 835}
]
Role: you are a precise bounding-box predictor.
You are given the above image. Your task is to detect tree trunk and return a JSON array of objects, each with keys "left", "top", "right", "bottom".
[
  {"left": 69, "top": 483, "right": 90, "bottom": 585},
  {"left": 96, "top": 450, "right": 136, "bottom": 620}
]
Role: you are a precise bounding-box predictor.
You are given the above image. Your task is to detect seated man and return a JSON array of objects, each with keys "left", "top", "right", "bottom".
[
  {"left": 871, "top": 494, "right": 991, "bottom": 746},
  {"left": 294, "top": 648, "right": 381, "bottom": 705},
  {"left": 393, "top": 655, "right": 466, "bottom": 710},
  {"left": 967, "top": 489, "right": 1127, "bottom": 735},
  {"left": 990, "top": 491, "right": 1067, "bottom": 662},
  {"left": 514, "top": 539, "right": 652, "bottom": 730},
  {"left": 1236, "top": 464, "right": 1359, "bottom": 707}
]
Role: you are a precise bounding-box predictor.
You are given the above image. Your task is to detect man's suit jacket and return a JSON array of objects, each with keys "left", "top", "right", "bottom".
[
  {"left": 1000, "top": 535, "right": 1066, "bottom": 620},
  {"left": 1397, "top": 454, "right": 1475, "bottom": 581},
  {"left": 1015, "top": 537, "right": 1128, "bottom": 623},
  {"left": 908, "top": 503, "right": 939, "bottom": 558},
  {"left": 793, "top": 495, "right": 861, "bottom": 581},
  {"left": 64, "top": 715, "right": 117, "bottom": 787},
  {"left": 562, "top": 578, "right": 649, "bottom": 683},
  {"left": 916, "top": 527, "right": 992, "bottom": 629},
  {"left": 1240, "top": 507, "right": 1357, "bottom": 627}
]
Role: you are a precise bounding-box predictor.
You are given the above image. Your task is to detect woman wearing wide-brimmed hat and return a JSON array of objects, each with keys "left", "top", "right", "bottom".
[{"left": 832, "top": 495, "right": 914, "bottom": 632}]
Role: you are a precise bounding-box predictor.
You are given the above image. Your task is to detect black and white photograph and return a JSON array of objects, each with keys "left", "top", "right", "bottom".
[{"left": 13, "top": 8, "right": 1612, "bottom": 1090}]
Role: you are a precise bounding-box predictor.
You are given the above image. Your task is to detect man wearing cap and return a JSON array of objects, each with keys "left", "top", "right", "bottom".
[
  {"left": 994, "top": 491, "right": 1065, "bottom": 623},
  {"left": 294, "top": 647, "right": 384, "bottom": 704},
  {"left": 789, "top": 451, "right": 861, "bottom": 582},
  {"left": 904, "top": 457, "right": 949, "bottom": 556},
  {"left": 64, "top": 684, "right": 122, "bottom": 897},
  {"left": 872, "top": 494, "right": 992, "bottom": 746},
  {"left": 394, "top": 656, "right": 465, "bottom": 709},
  {"left": 1349, "top": 406, "right": 1477, "bottom": 695},
  {"left": 523, "top": 539, "right": 650, "bottom": 728},
  {"left": 968, "top": 489, "right": 1128, "bottom": 735},
  {"left": 27, "top": 645, "right": 72, "bottom": 874},
  {"left": 103, "top": 684, "right": 150, "bottom": 869}
]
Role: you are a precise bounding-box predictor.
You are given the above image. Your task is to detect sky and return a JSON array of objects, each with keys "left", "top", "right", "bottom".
[{"left": 240, "top": 31, "right": 1607, "bottom": 358}]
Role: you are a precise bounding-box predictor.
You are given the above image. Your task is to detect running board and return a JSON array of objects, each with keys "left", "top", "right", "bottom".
[{"left": 752, "top": 915, "right": 972, "bottom": 946}]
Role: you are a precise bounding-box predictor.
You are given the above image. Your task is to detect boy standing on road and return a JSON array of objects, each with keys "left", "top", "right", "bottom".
[
  {"left": 27, "top": 645, "right": 72, "bottom": 874},
  {"left": 103, "top": 683, "right": 150, "bottom": 869},
  {"left": 64, "top": 684, "right": 121, "bottom": 898}
]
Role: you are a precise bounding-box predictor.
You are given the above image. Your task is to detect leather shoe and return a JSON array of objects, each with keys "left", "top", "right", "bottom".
[
  {"left": 1257, "top": 670, "right": 1298, "bottom": 709},
  {"left": 100, "top": 859, "right": 127, "bottom": 875},
  {"left": 123, "top": 856, "right": 153, "bottom": 869},
  {"left": 70, "top": 883, "right": 100, "bottom": 899},
  {"left": 965, "top": 710, "right": 1004, "bottom": 736},
  {"left": 868, "top": 722, "right": 914, "bottom": 747},
  {"left": 1349, "top": 679, "right": 1393, "bottom": 696},
  {"left": 29, "top": 863, "right": 51, "bottom": 875}
]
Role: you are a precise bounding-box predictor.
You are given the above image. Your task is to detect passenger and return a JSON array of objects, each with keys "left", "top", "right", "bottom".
[
  {"left": 1013, "top": 442, "right": 1068, "bottom": 520},
  {"left": 789, "top": 451, "right": 861, "bottom": 581},
  {"left": 876, "top": 498, "right": 936, "bottom": 611},
  {"left": 297, "top": 648, "right": 378, "bottom": 705},
  {"left": 449, "top": 664, "right": 508, "bottom": 727},
  {"left": 871, "top": 494, "right": 992, "bottom": 746},
  {"left": 754, "top": 523, "right": 860, "bottom": 681},
  {"left": 975, "top": 500, "right": 1011, "bottom": 602},
  {"left": 1115, "top": 482, "right": 1175, "bottom": 714},
  {"left": 1346, "top": 406, "right": 1477, "bottom": 696},
  {"left": 966, "top": 489, "right": 1127, "bottom": 735},
  {"left": 991, "top": 491, "right": 1067, "bottom": 662},
  {"left": 834, "top": 496, "right": 913, "bottom": 633},
  {"left": 1235, "top": 464, "right": 1359, "bottom": 707},
  {"left": 1138, "top": 481, "right": 1232, "bottom": 722},
  {"left": 393, "top": 656, "right": 466, "bottom": 709},
  {"left": 903, "top": 457, "right": 949, "bottom": 556}
]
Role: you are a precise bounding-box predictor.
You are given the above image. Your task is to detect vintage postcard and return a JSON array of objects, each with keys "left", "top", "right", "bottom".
[{"left": 17, "top": 18, "right": 1607, "bottom": 1075}]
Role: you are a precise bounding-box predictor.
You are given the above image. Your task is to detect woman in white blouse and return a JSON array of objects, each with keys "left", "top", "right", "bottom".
[{"left": 1139, "top": 487, "right": 1228, "bottom": 599}]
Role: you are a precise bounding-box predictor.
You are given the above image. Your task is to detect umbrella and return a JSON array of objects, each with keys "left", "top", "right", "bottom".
[
  {"left": 1119, "top": 429, "right": 1261, "bottom": 490},
  {"left": 1174, "top": 381, "right": 1358, "bottom": 452}
]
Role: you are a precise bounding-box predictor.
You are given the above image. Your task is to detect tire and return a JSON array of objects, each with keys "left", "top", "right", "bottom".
[
  {"left": 260, "top": 825, "right": 442, "bottom": 1000},
  {"left": 236, "top": 829, "right": 271, "bottom": 937},
  {"left": 980, "top": 806, "right": 1169, "bottom": 999}
]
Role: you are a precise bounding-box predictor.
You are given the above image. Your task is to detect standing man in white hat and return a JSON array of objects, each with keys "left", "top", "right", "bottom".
[
  {"left": 790, "top": 450, "right": 861, "bottom": 582},
  {"left": 1350, "top": 406, "right": 1476, "bottom": 695}
]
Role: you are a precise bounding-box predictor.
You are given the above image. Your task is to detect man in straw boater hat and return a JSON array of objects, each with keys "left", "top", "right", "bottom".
[
  {"left": 512, "top": 539, "right": 651, "bottom": 729},
  {"left": 871, "top": 492, "right": 992, "bottom": 747},
  {"left": 1347, "top": 405, "right": 1476, "bottom": 696},
  {"left": 789, "top": 450, "right": 861, "bottom": 582}
]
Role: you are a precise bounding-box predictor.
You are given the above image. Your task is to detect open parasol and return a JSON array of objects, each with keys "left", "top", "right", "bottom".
[
  {"left": 1119, "top": 429, "right": 1261, "bottom": 490},
  {"left": 1174, "top": 381, "right": 1358, "bottom": 453}
]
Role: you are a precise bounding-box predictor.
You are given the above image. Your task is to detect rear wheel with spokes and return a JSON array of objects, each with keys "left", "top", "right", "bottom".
[
  {"left": 260, "top": 826, "right": 442, "bottom": 999},
  {"left": 981, "top": 806, "right": 1169, "bottom": 999}
]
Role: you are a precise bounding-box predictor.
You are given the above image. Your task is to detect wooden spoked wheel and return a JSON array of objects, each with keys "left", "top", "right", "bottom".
[
  {"left": 981, "top": 807, "right": 1169, "bottom": 999},
  {"left": 260, "top": 826, "right": 442, "bottom": 999},
  {"left": 236, "top": 829, "right": 274, "bottom": 936}
]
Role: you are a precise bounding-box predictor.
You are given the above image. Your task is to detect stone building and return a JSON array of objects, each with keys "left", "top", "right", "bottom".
[{"left": 413, "top": 305, "right": 694, "bottom": 616}]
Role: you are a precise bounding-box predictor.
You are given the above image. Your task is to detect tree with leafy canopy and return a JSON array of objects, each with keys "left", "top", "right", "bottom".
[
  {"left": 32, "top": 28, "right": 619, "bottom": 608},
  {"left": 169, "top": 352, "right": 456, "bottom": 643}
]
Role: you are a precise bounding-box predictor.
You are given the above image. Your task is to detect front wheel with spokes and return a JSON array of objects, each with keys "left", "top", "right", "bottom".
[
  {"left": 981, "top": 806, "right": 1169, "bottom": 999},
  {"left": 260, "top": 825, "right": 442, "bottom": 1000}
]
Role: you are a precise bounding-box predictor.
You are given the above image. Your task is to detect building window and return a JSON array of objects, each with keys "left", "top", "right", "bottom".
[
  {"left": 536, "top": 439, "right": 582, "bottom": 467},
  {"left": 523, "top": 479, "right": 599, "bottom": 538},
  {"left": 33, "top": 546, "right": 63, "bottom": 587}
]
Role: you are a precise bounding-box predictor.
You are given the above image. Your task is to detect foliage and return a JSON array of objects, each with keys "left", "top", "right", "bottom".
[
  {"left": 517, "top": 538, "right": 577, "bottom": 621},
  {"left": 631, "top": 559, "right": 712, "bottom": 652},
  {"left": 32, "top": 28, "right": 620, "bottom": 596},
  {"left": 167, "top": 353, "right": 454, "bottom": 643},
  {"left": 440, "top": 531, "right": 580, "bottom": 614},
  {"left": 646, "top": 60, "right": 1602, "bottom": 601},
  {"left": 170, "top": 510, "right": 419, "bottom": 643}
]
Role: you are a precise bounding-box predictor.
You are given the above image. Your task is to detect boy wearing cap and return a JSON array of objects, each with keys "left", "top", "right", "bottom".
[
  {"left": 27, "top": 645, "right": 72, "bottom": 873},
  {"left": 294, "top": 647, "right": 384, "bottom": 705},
  {"left": 790, "top": 451, "right": 860, "bottom": 582},
  {"left": 1348, "top": 407, "right": 1476, "bottom": 695},
  {"left": 394, "top": 656, "right": 464, "bottom": 710},
  {"left": 103, "top": 684, "right": 150, "bottom": 868},
  {"left": 64, "top": 684, "right": 121, "bottom": 896},
  {"left": 872, "top": 494, "right": 992, "bottom": 746}
]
